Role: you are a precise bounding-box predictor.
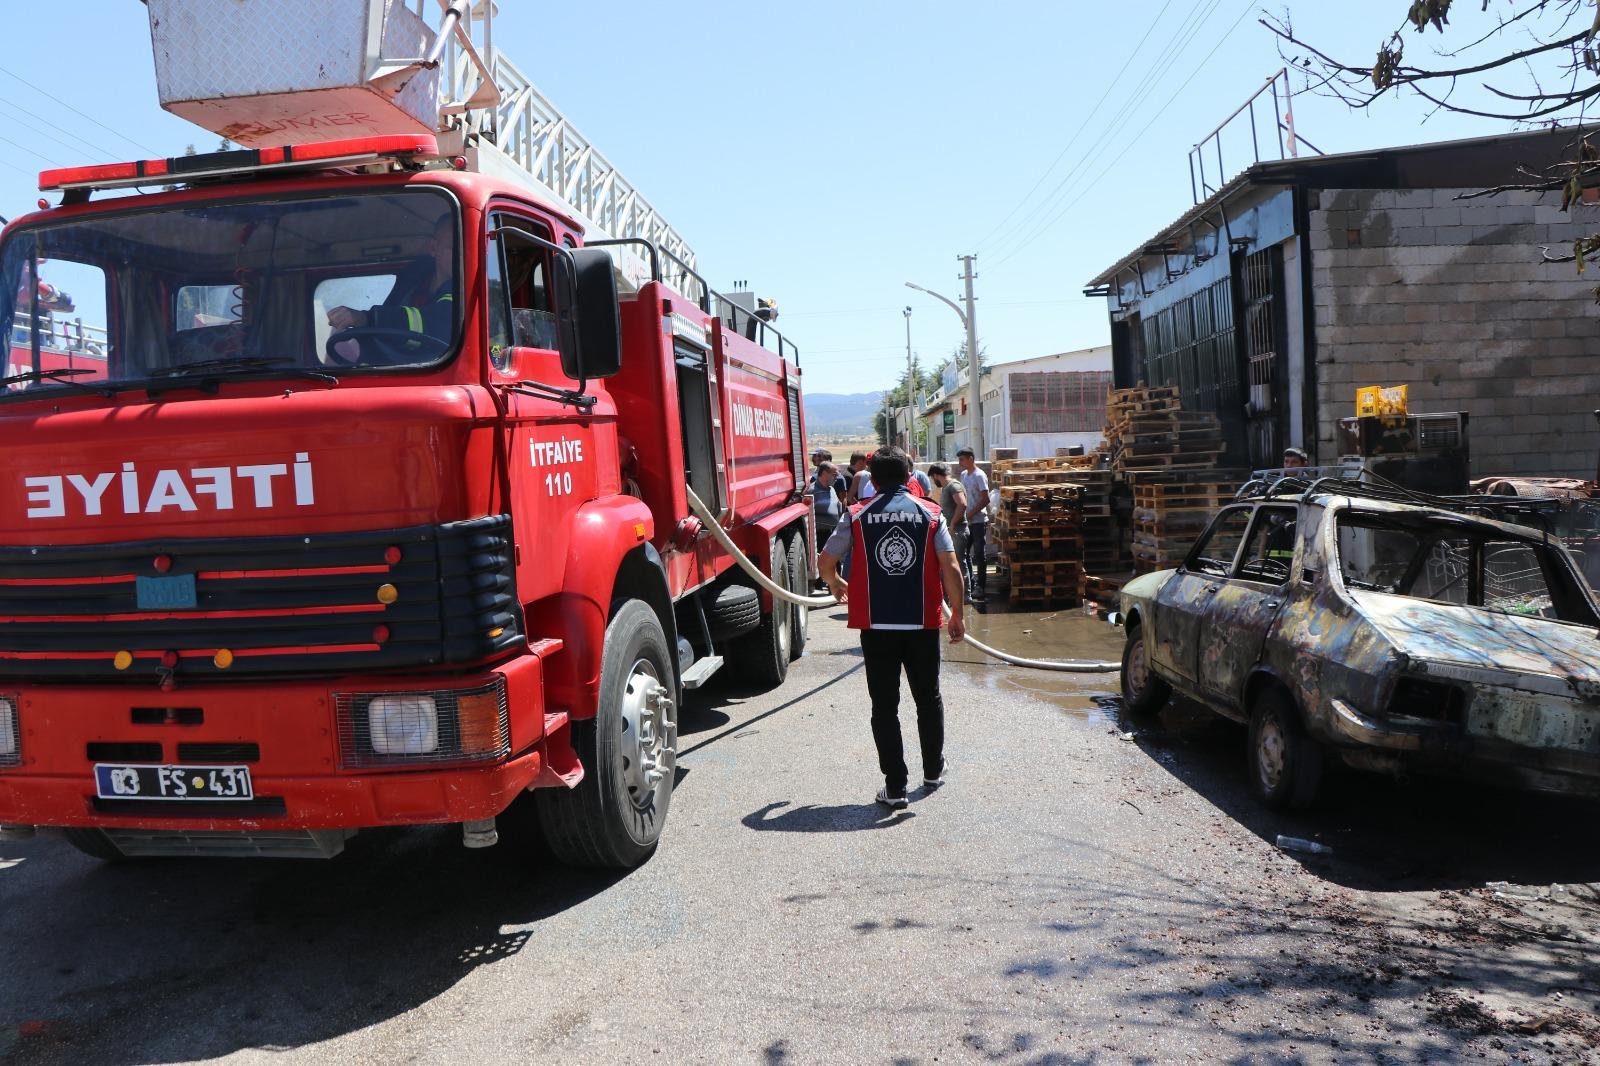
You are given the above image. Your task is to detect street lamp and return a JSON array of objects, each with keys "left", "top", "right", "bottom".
[
  {"left": 906, "top": 275, "right": 983, "bottom": 460},
  {"left": 902, "top": 306, "right": 915, "bottom": 461}
]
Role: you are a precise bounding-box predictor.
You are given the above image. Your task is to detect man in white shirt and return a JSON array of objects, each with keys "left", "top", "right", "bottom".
[{"left": 956, "top": 447, "right": 990, "bottom": 604}]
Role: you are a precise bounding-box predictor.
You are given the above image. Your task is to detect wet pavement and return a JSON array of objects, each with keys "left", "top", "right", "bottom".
[
  {"left": 0, "top": 603, "right": 1597, "bottom": 1063},
  {"left": 949, "top": 603, "right": 1127, "bottom": 721}
]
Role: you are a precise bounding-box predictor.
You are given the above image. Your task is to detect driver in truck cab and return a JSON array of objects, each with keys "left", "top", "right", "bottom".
[{"left": 325, "top": 215, "right": 454, "bottom": 363}]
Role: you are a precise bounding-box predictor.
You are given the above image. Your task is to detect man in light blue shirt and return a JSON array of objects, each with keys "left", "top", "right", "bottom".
[{"left": 956, "top": 447, "right": 990, "bottom": 604}]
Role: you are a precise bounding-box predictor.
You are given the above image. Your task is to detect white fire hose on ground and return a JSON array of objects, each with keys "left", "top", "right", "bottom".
[{"left": 683, "top": 488, "right": 1120, "bottom": 673}]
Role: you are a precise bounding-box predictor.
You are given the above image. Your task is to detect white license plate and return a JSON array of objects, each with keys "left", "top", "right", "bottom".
[{"left": 94, "top": 764, "right": 254, "bottom": 801}]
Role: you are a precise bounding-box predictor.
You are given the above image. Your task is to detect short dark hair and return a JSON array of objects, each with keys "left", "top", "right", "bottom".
[
  {"left": 817, "top": 461, "right": 837, "bottom": 476},
  {"left": 956, "top": 446, "right": 975, "bottom": 459},
  {"left": 927, "top": 462, "right": 949, "bottom": 478},
  {"left": 849, "top": 451, "right": 869, "bottom": 467},
  {"left": 868, "top": 446, "right": 911, "bottom": 489}
]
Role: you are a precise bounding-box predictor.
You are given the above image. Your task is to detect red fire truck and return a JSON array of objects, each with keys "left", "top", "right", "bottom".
[{"left": 0, "top": 4, "right": 812, "bottom": 866}]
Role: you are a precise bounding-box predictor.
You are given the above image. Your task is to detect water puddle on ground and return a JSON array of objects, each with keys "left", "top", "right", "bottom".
[{"left": 946, "top": 602, "right": 1129, "bottom": 724}]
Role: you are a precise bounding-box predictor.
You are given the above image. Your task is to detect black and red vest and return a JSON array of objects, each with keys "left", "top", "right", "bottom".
[{"left": 846, "top": 487, "right": 945, "bottom": 630}]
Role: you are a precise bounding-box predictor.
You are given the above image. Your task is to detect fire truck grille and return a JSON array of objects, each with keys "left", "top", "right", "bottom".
[{"left": 0, "top": 515, "right": 520, "bottom": 679}]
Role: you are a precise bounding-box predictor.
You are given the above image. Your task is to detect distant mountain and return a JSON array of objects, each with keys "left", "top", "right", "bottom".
[{"left": 802, "top": 391, "right": 883, "bottom": 437}]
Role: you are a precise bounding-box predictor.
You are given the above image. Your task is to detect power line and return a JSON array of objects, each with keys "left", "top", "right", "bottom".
[
  {"left": 988, "top": 0, "right": 1257, "bottom": 271},
  {"left": 0, "top": 130, "right": 63, "bottom": 166},
  {"left": 0, "top": 62, "right": 160, "bottom": 156},
  {"left": 980, "top": 0, "right": 1230, "bottom": 256},
  {"left": 0, "top": 98, "right": 119, "bottom": 161},
  {"left": 972, "top": 0, "right": 1179, "bottom": 253}
]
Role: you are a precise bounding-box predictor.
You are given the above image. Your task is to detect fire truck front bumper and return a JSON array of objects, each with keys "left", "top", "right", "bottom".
[{"left": 0, "top": 651, "right": 562, "bottom": 848}]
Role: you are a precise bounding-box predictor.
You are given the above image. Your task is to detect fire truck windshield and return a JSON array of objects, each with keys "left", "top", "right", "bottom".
[{"left": 0, "top": 187, "right": 461, "bottom": 394}]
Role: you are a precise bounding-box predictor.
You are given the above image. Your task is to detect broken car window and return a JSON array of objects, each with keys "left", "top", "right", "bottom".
[
  {"left": 1482, "top": 541, "right": 1555, "bottom": 616},
  {"left": 1238, "top": 507, "right": 1298, "bottom": 584},
  {"left": 1189, "top": 507, "right": 1253, "bottom": 578},
  {"left": 1337, "top": 524, "right": 1418, "bottom": 592},
  {"left": 1336, "top": 514, "right": 1595, "bottom": 624}
]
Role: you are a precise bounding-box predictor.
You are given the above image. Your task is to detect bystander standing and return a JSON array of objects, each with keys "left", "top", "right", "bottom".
[
  {"left": 809, "top": 461, "right": 844, "bottom": 560},
  {"left": 820, "top": 446, "right": 965, "bottom": 809},
  {"left": 929, "top": 463, "right": 968, "bottom": 589},
  {"left": 956, "top": 447, "right": 991, "bottom": 604}
]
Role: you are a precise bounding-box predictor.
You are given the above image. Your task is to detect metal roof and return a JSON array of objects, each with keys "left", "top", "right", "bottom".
[{"left": 1087, "top": 124, "right": 1599, "bottom": 288}]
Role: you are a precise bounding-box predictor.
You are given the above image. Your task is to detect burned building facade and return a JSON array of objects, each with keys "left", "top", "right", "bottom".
[{"left": 1088, "top": 127, "right": 1600, "bottom": 479}]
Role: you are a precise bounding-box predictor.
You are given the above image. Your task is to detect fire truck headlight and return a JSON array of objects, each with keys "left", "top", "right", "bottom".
[
  {"left": 0, "top": 697, "right": 17, "bottom": 764},
  {"left": 367, "top": 696, "right": 439, "bottom": 756}
]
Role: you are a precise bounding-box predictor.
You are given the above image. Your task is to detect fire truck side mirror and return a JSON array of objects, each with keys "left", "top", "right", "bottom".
[{"left": 561, "top": 249, "right": 622, "bottom": 381}]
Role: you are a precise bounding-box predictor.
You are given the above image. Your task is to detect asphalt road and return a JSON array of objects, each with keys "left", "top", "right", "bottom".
[{"left": 2, "top": 606, "right": 1598, "bottom": 1064}]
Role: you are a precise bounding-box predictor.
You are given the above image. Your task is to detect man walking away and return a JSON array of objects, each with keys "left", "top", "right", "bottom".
[
  {"left": 956, "top": 447, "right": 991, "bottom": 604},
  {"left": 820, "top": 447, "right": 966, "bottom": 810},
  {"left": 929, "top": 463, "right": 968, "bottom": 589}
]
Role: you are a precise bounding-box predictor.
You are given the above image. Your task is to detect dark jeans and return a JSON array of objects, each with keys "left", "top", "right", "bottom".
[
  {"left": 860, "top": 628, "right": 945, "bottom": 794},
  {"left": 965, "top": 521, "right": 988, "bottom": 600}
]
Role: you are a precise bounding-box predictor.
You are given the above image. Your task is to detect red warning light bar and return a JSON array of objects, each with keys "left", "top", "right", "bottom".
[{"left": 39, "top": 135, "right": 441, "bottom": 193}]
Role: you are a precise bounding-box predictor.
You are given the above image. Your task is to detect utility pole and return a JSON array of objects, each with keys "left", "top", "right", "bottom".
[
  {"left": 959, "top": 254, "right": 983, "bottom": 461},
  {"left": 903, "top": 306, "right": 915, "bottom": 462}
]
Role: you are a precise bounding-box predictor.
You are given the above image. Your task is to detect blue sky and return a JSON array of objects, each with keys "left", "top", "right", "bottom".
[{"left": 0, "top": 2, "right": 1510, "bottom": 391}]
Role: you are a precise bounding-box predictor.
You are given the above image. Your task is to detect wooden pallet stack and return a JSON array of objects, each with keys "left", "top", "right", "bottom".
[
  {"left": 994, "top": 460, "right": 1085, "bottom": 608},
  {"left": 1105, "top": 385, "right": 1226, "bottom": 473},
  {"left": 1128, "top": 471, "right": 1245, "bottom": 574}
]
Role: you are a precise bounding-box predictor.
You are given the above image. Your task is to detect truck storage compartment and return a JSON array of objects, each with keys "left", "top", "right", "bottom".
[{"left": 146, "top": 0, "right": 441, "bottom": 146}]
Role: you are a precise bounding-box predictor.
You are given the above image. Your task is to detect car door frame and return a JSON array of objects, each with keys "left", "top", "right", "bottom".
[
  {"left": 1195, "top": 503, "right": 1300, "bottom": 714},
  {"left": 1150, "top": 503, "right": 1256, "bottom": 686}
]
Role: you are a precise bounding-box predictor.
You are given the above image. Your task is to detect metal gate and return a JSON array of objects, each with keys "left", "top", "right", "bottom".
[
  {"left": 1137, "top": 277, "right": 1247, "bottom": 463},
  {"left": 1238, "top": 247, "right": 1287, "bottom": 468}
]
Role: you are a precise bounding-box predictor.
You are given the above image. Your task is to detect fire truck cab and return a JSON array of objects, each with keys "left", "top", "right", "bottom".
[{"left": 0, "top": 4, "right": 813, "bottom": 866}]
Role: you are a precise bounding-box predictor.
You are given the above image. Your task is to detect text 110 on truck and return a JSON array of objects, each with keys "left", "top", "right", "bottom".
[{"left": 0, "top": 0, "right": 815, "bottom": 866}]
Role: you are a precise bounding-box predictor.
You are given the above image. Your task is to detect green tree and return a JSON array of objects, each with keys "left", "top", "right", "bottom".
[
  {"left": 931, "top": 340, "right": 988, "bottom": 387},
  {"left": 873, "top": 358, "right": 942, "bottom": 448}
]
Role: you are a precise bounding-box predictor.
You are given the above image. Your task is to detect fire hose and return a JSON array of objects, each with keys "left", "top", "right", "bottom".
[{"left": 683, "top": 488, "right": 1120, "bottom": 673}]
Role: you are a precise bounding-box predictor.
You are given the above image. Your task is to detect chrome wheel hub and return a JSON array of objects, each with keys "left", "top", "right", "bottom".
[
  {"left": 774, "top": 560, "right": 792, "bottom": 658},
  {"left": 619, "top": 658, "right": 676, "bottom": 806}
]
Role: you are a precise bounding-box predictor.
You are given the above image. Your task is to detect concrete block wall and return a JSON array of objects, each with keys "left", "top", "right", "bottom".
[{"left": 1310, "top": 188, "right": 1600, "bottom": 478}]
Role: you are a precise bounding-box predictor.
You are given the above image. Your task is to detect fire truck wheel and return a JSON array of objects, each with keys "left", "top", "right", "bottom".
[
  {"left": 736, "top": 538, "right": 791, "bottom": 687},
  {"left": 63, "top": 828, "right": 126, "bottom": 862},
  {"left": 537, "top": 599, "right": 677, "bottom": 868},
  {"left": 785, "top": 528, "right": 809, "bottom": 662}
]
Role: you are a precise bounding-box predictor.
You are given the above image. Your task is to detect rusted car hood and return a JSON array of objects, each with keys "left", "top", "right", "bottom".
[{"left": 1349, "top": 592, "right": 1600, "bottom": 698}]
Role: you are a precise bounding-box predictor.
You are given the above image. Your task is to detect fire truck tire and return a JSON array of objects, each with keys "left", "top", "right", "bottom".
[
  {"left": 784, "top": 527, "right": 809, "bottom": 661},
  {"left": 63, "top": 828, "right": 126, "bottom": 862},
  {"left": 706, "top": 583, "right": 761, "bottom": 639},
  {"left": 537, "top": 599, "right": 677, "bottom": 869},
  {"left": 735, "top": 539, "right": 791, "bottom": 687}
]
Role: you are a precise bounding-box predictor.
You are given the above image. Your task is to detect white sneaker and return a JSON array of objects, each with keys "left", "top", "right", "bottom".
[
  {"left": 876, "top": 787, "right": 909, "bottom": 810},
  {"left": 924, "top": 759, "right": 946, "bottom": 789}
]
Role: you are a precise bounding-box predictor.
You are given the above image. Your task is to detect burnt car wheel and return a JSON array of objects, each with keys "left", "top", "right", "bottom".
[
  {"left": 1120, "top": 625, "right": 1171, "bottom": 719},
  {"left": 1248, "top": 687, "right": 1323, "bottom": 811}
]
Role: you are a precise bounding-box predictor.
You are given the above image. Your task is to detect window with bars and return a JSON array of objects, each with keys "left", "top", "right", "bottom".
[{"left": 1008, "top": 371, "right": 1113, "bottom": 433}]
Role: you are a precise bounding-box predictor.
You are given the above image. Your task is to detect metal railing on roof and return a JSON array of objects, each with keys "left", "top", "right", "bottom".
[{"left": 1188, "top": 69, "right": 1323, "bottom": 205}]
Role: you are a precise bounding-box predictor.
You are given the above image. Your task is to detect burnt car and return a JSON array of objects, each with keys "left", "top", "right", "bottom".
[{"left": 1117, "top": 481, "right": 1600, "bottom": 809}]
